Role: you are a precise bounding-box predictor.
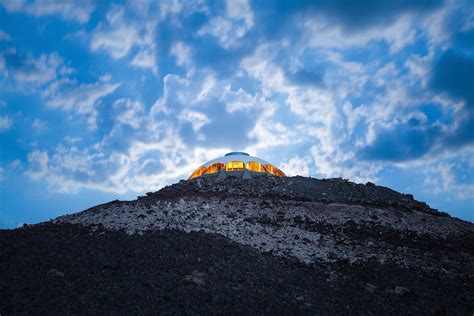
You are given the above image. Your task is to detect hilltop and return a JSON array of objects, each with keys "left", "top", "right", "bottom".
[{"left": 1, "top": 176, "right": 473, "bottom": 314}]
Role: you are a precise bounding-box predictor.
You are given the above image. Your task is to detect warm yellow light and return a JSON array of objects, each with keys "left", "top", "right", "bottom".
[
  {"left": 225, "top": 161, "right": 245, "bottom": 171},
  {"left": 204, "top": 162, "right": 224, "bottom": 175},
  {"left": 246, "top": 161, "right": 265, "bottom": 172},
  {"left": 188, "top": 166, "right": 206, "bottom": 180},
  {"left": 265, "top": 164, "right": 285, "bottom": 177}
]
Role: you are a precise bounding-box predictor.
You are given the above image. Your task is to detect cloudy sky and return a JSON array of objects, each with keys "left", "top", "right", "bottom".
[{"left": 1, "top": 0, "right": 473, "bottom": 228}]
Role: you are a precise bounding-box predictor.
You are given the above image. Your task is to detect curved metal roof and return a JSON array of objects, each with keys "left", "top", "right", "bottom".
[
  {"left": 225, "top": 151, "right": 250, "bottom": 157},
  {"left": 199, "top": 153, "right": 271, "bottom": 168}
]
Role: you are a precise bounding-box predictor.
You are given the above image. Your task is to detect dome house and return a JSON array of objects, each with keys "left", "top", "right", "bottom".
[{"left": 188, "top": 152, "right": 286, "bottom": 180}]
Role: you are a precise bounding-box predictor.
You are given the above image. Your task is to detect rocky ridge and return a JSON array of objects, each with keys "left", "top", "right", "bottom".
[
  {"left": 56, "top": 176, "right": 472, "bottom": 271},
  {"left": 145, "top": 176, "right": 444, "bottom": 216}
]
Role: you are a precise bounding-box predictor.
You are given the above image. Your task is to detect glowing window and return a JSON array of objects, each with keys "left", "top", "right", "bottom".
[
  {"left": 225, "top": 161, "right": 245, "bottom": 171},
  {"left": 274, "top": 167, "right": 286, "bottom": 177},
  {"left": 265, "top": 164, "right": 286, "bottom": 177},
  {"left": 188, "top": 166, "right": 207, "bottom": 180},
  {"left": 204, "top": 162, "right": 224, "bottom": 175},
  {"left": 246, "top": 161, "right": 266, "bottom": 173}
]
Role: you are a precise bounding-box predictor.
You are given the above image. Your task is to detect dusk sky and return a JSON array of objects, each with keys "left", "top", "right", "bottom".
[{"left": 1, "top": 0, "right": 473, "bottom": 228}]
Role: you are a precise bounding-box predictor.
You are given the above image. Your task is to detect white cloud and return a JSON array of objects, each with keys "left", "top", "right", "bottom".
[
  {"left": 0, "top": 116, "right": 12, "bottom": 131},
  {"left": 159, "top": 0, "right": 184, "bottom": 19},
  {"left": 64, "top": 136, "right": 81, "bottom": 144},
  {"left": 242, "top": 45, "right": 343, "bottom": 128},
  {"left": 23, "top": 63, "right": 277, "bottom": 194},
  {"left": 44, "top": 79, "right": 120, "bottom": 129},
  {"left": 198, "top": 0, "right": 254, "bottom": 49},
  {"left": 32, "top": 118, "right": 45, "bottom": 130},
  {"left": 297, "top": 12, "right": 421, "bottom": 54},
  {"left": 0, "top": 54, "right": 4, "bottom": 72},
  {"left": 113, "top": 98, "right": 144, "bottom": 129},
  {"left": 241, "top": 46, "right": 287, "bottom": 95},
  {"left": 131, "top": 49, "right": 157, "bottom": 74},
  {"left": 25, "top": 150, "right": 49, "bottom": 180},
  {"left": 159, "top": 0, "right": 209, "bottom": 21},
  {"left": 171, "top": 41, "right": 192, "bottom": 67},
  {"left": 90, "top": 6, "right": 158, "bottom": 73},
  {"left": 240, "top": 44, "right": 388, "bottom": 182},
  {"left": 246, "top": 117, "right": 299, "bottom": 154},
  {"left": 405, "top": 53, "right": 432, "bottom": 86},
  {"left": 16, "top": 76, "right": 231, "bottom": 193},
  {"left": 150, "top": 72, "right": 219, "bottom": 117},
  {"left": 0, "top": 0, "right": 95, "bottom": 23},
  {"left": 198, "top": 17, "right": 234, "bottom": 48},
  {"left": 25, "top": 118, "right": 206, "bottom": 194},
  {"left": 9, "top": 159, "right": 22, "bottom": 170},
  {"left": 420, "top": 2, "right": 465, "bottom": 52},
  {"left": 99, "top": 73, "right": 112, "bottom": 82},
  {"left": 3, "top": 51, "right": 65, "bottom": 84},
  {"left": 91, "top": 10, "right": 140, "bottom": 59},
  {"left": 423, "top": 159, "right": 474, "bottom": 200},
  {"left": 226, "top": 0, "right": 253, "bottom": 29},
  {"left": 0, "top": 29, "right": 11, "bottom": 41},
  {"left": 178, "top": 110, "right": 210, "bottom": 136},
  {"left": 151, "top": 67, "right": 287, "bottom": 157},
  {"left": 280, "top": 156, "right": 311, "bottom": 177},
  {"left": 221, "top": 85, "right": 258, "bottom": 113},
  {"left": 1, "top": 49, "right": 120, "bottom": 130},
  {"left": 150, "top": 74, "right": 186, "bottom": 116},
  {"left": 240, "top": 29, "right": 471, "bottom": 182},
  {"left": 196, "top": 74, "right": 216, "bottom": 101},
  {"left": 309, "top": 144, "right": 382, "bottom": 182}
]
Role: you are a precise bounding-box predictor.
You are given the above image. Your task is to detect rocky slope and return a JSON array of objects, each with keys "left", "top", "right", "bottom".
[{"left": 1, "top": 176, "right": 473, "bottom": 314}]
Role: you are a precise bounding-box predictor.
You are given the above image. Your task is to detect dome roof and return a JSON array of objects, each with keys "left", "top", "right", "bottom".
[{"left": 188, "top": 152, "right": 286, "bottom": 180}]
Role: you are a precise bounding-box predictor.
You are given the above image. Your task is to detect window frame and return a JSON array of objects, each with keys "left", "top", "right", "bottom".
[
  {"left": 204, "top": 162, "right": 225, "bottom": 175},
  {"left": 246, "top": 161, "right": 266, "bottom": 173}
]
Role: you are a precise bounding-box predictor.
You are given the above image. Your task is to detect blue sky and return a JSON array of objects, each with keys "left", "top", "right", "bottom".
[{"left": 0, "top": 0, "right": 473, "bottom": 228}]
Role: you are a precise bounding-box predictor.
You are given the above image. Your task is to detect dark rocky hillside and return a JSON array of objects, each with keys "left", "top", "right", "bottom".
[
  {"left": 146, "top": 176, "right": 443, "bottom": 215},
  {"left": 1, "top": 176, "right": 473, "bottom": 314}
]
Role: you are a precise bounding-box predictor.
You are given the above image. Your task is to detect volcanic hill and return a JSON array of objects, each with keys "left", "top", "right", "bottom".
[{"left": 1, "top": 176, "right": 473, "bottom": 314}]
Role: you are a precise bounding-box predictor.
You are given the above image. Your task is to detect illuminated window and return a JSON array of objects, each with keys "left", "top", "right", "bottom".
[
  {"left": 225, "top": 161, "right": 245, "bottom": 171},
  {"left": 188, "top": 166, "right": 207, "bottom": 180},
  {"left": 204, "top": 162, "right": 224, "bottom": 175},
  {"left": 265, "top": 164, "right": 286, "bottom": 177},
  {"left": 246, "top": 161, "right": 266, "bottom": 173},
  {"left": 265, "top": 164, "right": 275, "bottom": 175}
]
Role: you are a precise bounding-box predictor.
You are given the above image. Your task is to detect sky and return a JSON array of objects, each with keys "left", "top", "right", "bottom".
[{"left": 0, "top": 0, "right": 473, "bottom": 228}]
